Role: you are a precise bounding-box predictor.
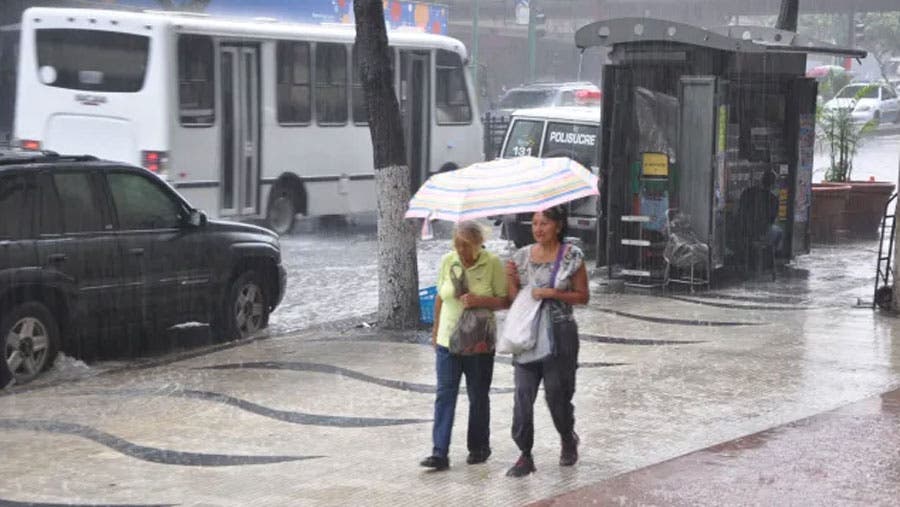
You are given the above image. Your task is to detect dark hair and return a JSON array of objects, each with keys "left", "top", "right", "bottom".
[{"left": 541, "top": 205, "right": 568, "bottom": 242}]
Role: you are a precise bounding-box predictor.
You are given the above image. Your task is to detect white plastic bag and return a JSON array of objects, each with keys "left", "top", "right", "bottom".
[{"left": 497, "top": 287, "right": 542, "bottom": 355}]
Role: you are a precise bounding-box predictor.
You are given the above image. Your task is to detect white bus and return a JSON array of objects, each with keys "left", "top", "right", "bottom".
[{"left": 14, "top": 7, "right": 483, "bottom": 233}]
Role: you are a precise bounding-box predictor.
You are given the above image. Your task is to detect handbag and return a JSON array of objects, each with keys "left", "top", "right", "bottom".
[
  {"left": 496, "top": 287, "right": 542, "bottom": 354},
  {"left": 448, "top": 262, "right": 496, "bottom": 355},
  {"left": 512, "top": 244, "right": 568, "bottom": 364}
]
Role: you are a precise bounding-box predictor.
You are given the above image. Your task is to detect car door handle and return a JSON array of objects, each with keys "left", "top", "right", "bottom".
[
  {"left": 48, "top": 253, "right": 67, "bottom": 263},
  {"left": 129, "top": 248, "right": 145, "bottom": 257}
]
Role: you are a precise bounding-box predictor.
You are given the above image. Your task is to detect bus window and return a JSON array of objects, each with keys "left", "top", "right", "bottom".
[
  {"left": 352, "top": 48, "right": 395, "bottom": 125},
  {"left": 36, "top": 29, "right": 149, "bottom": 93},
  {"left": 435, "top": 50, "right": 471, "bottom": 124},
  {"left": 502, "top": 119, "right": 543, "bottom": 158},
  {"left": 315, "top": 43, "right": 348, "bottom": 125},
  {"left": 543, "top": 122, "right": 598, "bottom": 167},
  {"left": 178, "top": 35, "right": 214, "bottom": 126},
  {"left": 277, "top": 41, "right": 311, "bottom": 125}
]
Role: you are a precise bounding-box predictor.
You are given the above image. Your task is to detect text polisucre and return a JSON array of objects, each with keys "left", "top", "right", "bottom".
[{"left": 548, "top": 131, "right": 596, "bottom": 146}]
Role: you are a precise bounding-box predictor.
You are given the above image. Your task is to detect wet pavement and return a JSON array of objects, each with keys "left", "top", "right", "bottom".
[
  {"left": 1, "top": 134, "right": 898, "bottom": 505},
  {"left": 2, "top": 234, "right": 900, "bottom": 505},
  {"left": 534, "top": 387, "right": 900, "bottom": 506}
]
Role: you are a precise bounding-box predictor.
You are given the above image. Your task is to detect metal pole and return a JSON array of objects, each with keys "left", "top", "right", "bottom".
[
  {"left": 471, "top": 0, "right": 479, "bottom": 87},
  {"left": 847, "top": 7, "right": 856, "bottom": 48},
  {"left": 577, "top": 50, "right": 584, "bottom": 82},
  {"left": 528, "top": 0, "right": 537, "bottom": 82}
]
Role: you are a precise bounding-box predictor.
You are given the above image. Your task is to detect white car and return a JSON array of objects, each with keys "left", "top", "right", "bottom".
[{"left": 823, "top": 83, "right": 900, "bottom": 124}]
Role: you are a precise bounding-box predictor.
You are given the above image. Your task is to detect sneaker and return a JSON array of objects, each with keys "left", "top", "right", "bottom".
[
  {"left": 559, "top": 431, "right": 579, "bottom": 466},
  {"left": 506, "top": 454, "right": 536, "bottom": 477},
  {"left": 419, "top": 455, "right": 449, "bottom": 471},
  {"left": 466, "top": 447, "right": 491, "bottom": 465}
]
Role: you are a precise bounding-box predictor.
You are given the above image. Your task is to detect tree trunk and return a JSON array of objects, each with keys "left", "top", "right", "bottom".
[
  {"left": 776, "top": 0, "right": 799, "bottom": 32},
  {"left": 354, "top": 0, "right": 420, "bottom": 329}
]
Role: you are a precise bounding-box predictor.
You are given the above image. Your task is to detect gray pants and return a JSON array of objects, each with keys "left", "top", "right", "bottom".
[{"left": 511, "top": 318, "right": 579, "bottom": 454}]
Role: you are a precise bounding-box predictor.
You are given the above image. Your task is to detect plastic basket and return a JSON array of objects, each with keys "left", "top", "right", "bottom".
[{"left": 419, "top": 285, "right": 438, "bottom": 324}]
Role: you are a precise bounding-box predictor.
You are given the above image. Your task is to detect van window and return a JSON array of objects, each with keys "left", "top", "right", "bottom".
[
  {"left": 543, "top": 122, "right": 599, "bottom": 167},
  {"left": 315, "top": 43, "right": 348, "bottom": 125},
  {"left": 36, "top": 29, "right": 149, "bottom": 93},
  {"left": 435, "top": 50, "right": 471, "bottom": 124},
  {"left": 277, "top": 41, "right": 312, "bottom": 124},
  {"left": 178, "top": 35, "right": 215, "bottom": 125},
  {"left": 502, "top": 119, "right": 544, "bottom": 158}
]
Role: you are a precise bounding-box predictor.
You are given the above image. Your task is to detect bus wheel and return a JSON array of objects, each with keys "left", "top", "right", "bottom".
[{"left": 267, "top": 193, "right": 297, "bottom": 235}]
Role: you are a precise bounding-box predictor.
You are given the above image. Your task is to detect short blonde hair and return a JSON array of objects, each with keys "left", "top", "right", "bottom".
[{"left": 453, "top": 221, "right": 486, "bottom": 247}]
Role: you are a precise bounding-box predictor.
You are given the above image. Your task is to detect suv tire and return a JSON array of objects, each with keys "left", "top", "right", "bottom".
[
  {"left": 213, "top": 271, "right": 270, "bottom": 342},
  {"left": 1, "top": 302, "right": 60, "bottom": 385}
]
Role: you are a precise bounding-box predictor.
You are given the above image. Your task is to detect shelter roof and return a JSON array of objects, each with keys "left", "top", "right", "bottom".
[{"left": 575, "top": 18, "right": 866, "bottom": 59}]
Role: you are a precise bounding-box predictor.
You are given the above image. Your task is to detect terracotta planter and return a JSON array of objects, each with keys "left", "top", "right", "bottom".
[
  {"left": 844, "top": 181, "right": 896, "bottom": 239},
  {"left": 810, "top": 183, "right": 850, "bottom": 243}
]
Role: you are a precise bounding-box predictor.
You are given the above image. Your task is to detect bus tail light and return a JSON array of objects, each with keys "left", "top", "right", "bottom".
[
  {"left": 142, "top": 150, "right": 169, "bottom": 177},
  {"left": 18, "top": 139, "right": 41, "bottom": 151}
]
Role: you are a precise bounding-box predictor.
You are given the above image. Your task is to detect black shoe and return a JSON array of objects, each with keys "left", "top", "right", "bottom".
[
  {"left": 560, "top": 431, "right": 579, "bottom": 466},
  {"left": 506, "top": 454, "right": 536, "bottom": 477},
  {"left": 419, "top": 455, "right": 449, "bottom": 471},
  {"left": 466, "top": 447, "right": 491, "bottom": 465}
]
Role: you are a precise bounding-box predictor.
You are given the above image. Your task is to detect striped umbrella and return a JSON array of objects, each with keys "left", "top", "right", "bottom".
[{"left": 406, "top": 156, "right": 599, "bottom": 228}]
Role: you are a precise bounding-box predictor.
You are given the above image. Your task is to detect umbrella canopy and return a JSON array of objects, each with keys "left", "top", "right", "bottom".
[{"left": 405, "top": 156, "right": 599, "bottom": 223}]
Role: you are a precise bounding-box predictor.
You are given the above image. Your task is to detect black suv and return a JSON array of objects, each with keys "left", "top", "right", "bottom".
[{"left": 0, "top": 152, "right": 286, "bottom": 385}]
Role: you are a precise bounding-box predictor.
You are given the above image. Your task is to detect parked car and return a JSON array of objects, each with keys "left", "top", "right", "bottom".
[
  {"left": 498, "top": 107, "right": 603, "bottom": 250},
  {"left": 823, "top": 82, "right": 900, "bottom": 124},
  {"left": 0, "top": 151, "right": 286, "bottom": 385},
  {"left": 492, "top": 82, "right": 601, "bottom": 118}
]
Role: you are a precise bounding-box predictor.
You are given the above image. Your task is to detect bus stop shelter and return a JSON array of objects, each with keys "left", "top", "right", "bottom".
[{"left": 575, "top": 18, "right": 866, "bottom": 286}]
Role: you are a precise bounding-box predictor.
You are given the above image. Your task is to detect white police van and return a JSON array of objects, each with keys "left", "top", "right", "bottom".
[{"left": 498, "top": 106, "right": 602, "bottom": 250}]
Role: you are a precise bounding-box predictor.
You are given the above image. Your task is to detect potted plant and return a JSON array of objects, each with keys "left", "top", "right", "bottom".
[{"left": 814, "top": 84, "right": 894, "bottom": 240}]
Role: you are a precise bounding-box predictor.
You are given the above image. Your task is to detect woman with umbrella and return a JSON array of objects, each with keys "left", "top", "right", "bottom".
[
  {"left": 419, "top": 221, "right": 508, "bottom": 471},
  {"left": 504, "top": 205, "right": 589, "bottom": 477}
]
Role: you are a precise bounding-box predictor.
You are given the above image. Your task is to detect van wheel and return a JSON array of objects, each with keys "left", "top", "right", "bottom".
[
  {"left": 2, "top": 302, "right": 60, "bottom": 385},
  {"left": 213, "top": 271, "right": 269, "bottom": 342},
  {"left": 267, "top": 192, "right": 297, "bottom": 235}
]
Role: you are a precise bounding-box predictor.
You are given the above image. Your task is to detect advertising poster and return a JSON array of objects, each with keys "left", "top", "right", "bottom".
[{"left": 795, "top": 113, "right": 815, "bottom": 223}]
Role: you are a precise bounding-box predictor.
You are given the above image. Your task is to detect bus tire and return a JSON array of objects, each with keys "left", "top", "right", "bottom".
[{"left": 267, "top": 194, "right": 296, "bottom": 235}]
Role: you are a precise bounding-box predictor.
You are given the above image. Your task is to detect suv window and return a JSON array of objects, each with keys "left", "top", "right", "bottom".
[
  {"left": 107, "top": 172, "right": 183, "bottom": 230},
  {"left": 499, "top": 89, "right": 554, "bottom": 109},
  {"left": 502, "top": 119, "right": 544, "bottom": 158},
  {"left": 543, "top": 122, "right": 599, "bottom": 167},
  {"left": 0, "top": 175, "right": 28, "bottom": 239},
  {"left": 50, "top": 173, "right": 105, "bottom": 233},
  {"left": 882, "top": 86, "right": 896, "bottom": 100}
]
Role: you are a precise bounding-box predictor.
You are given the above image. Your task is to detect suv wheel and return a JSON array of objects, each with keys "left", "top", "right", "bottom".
[
  {"left": 214, "top": 271, "right": 270, "bottom": 342},
  {"left": 2, "top": 302, "right": 60, "bottom": 385}
]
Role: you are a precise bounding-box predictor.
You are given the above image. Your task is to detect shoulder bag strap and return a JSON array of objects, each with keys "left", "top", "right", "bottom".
[{"left": 549, "top": 243, "right": 568, "bottom": 289}]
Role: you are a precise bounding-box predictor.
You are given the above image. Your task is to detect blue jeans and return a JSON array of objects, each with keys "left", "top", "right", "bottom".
[{"left": 432, "top": 346, "right": 494, "bottom": 458}]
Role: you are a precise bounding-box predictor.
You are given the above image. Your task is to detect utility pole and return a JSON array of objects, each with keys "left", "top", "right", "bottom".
[
  {"left": 471, "top": 0, "right": 479, "bottom": 87},
  {"left": 527, "top": 0, "right": 537, "bottom": 82}
]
